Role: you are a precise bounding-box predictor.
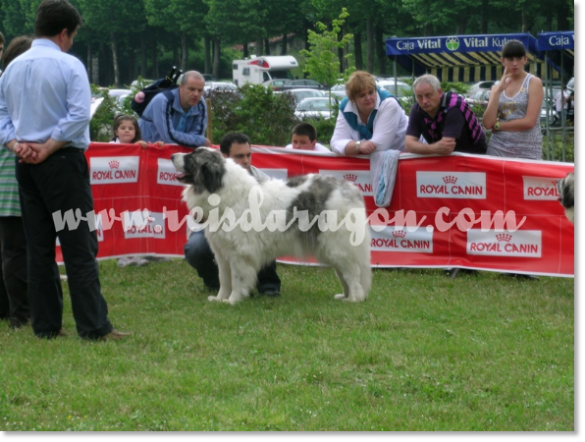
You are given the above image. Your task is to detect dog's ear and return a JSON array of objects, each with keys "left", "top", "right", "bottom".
[{"left": 202, "top": 160, "right": 224, "bottom": 193}]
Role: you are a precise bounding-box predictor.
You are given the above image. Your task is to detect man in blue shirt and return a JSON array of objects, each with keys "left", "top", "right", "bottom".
[
  {"left": 139, "top": 71, "right": 212, "bottom": 148},
  {"left": 0, "top": 0, "right": 129, "bottom": 340}
]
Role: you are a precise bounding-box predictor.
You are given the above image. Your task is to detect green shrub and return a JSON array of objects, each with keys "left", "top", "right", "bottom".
[
  {"left": 207, "top": 84, "right": 297, "bottom": 146},
  {"left": 90, "top": 86, "right": 118, "bottom": 142}
]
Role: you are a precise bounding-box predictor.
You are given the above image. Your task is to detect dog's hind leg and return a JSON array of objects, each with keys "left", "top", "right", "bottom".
[{"left": 332, "top": 263, "right": 366, "bottom": 302}]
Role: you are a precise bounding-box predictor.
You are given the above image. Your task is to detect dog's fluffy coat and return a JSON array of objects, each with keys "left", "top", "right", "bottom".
[
  {"left": 172, "top": 148, "right": 371, "bottom": 305},
  {"left": 557, "top": 172, "right": 574, "bottom": 223}
]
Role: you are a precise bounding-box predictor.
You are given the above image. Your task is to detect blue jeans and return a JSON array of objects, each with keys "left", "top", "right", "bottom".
[{"left": 184, "top": 230, "right": 281, "bottom": 293}]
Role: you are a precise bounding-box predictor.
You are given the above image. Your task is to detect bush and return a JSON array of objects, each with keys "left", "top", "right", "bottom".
[
  {"left": 90, "top": 86, "right": 118, "bottom": 142},
  {"left": 207, "top": 84, "right": 297, "bottom": 146}
]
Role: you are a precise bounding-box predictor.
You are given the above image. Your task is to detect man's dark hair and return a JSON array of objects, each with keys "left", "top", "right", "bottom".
[
  {"left": 502, "top": 40, "right": 527, "bottom": 59},
  {"left": 220, "top": 132, "right": 251, "bottom": 156},
  {"left": 292, "top": 123, "right": 317, "bottom": 141},
  {"left": 35, "top": 0, "right": 82, "bottom": 38},
  {"left": 0, "top": 31, "right": 5, "bottom": 45},
  {"left": 1, "top": 36, "right": 33, "bottom": 72}
]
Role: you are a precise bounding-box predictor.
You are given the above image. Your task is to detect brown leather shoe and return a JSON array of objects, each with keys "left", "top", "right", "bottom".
[
  {"left": 100, "top": 329, "right": 132, "bottom": 341},
  {"left": 57, "top": 328, "right": 68, "bottom": 337}
]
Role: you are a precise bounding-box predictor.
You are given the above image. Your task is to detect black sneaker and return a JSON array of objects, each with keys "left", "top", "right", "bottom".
[{"left": 260, "top": 290, "right": 280, "bottom": 297}]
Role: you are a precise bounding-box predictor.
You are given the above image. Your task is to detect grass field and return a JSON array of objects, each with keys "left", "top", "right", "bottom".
[{"left": 0, "top": 259, "right": 574, "bottom": 431}]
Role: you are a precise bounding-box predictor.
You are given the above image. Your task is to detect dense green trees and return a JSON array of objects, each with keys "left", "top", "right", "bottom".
[{"left": 0, "top": 0, "right": 574, "bottom": 87}]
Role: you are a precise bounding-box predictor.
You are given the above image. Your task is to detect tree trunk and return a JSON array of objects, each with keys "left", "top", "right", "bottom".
[
  {"left": 86, "top": 42, "right": 92, "bottom": 84},
  {"left": 366, "top": 17, "right": 375, "bottom": 73},
  {"left": 212, "top": 38, "right": 221, "bottom": 79},
  {"left": 456, "top": 16, "right": 467, "bottom": 34},
  {"left": 256, "top": 37, "right": 263, "bottom": 56},
  {"left": 128, "top": 49, "right": 134, "bottom": 85},
  {"left": 243, "top": 42, "right": 249, "bottom": 58},
  {"left": 91, "top": 51, "right": 99, "bottom": 85},
  {"left": 204, "top": 36, "right": 211, "bottom": 73},
  {"left": 375, "top": 24, "right": 386, "bottom": 76},
  {"left": 264, "top": 38, "right": 270, "bottom": 55},
  {"left": 481, "top": 0, "right": 488, "bottom": 33},
  {"left": 152, "top": 44, "right": 159, "bottom": 79},
  {"left": 111, "top": 32, "right": 120, "bottom": 87},
  {"left": 424, "top": 23, "right": 433, "bottom": 37},
  {"left": 521, "top": 10, "right": 527, "bottom": 32},
  {"left": 140, "top": 34, "right": 147, "bottom": 78},
  {"left": 281, "top": 33, "right": 287, "bottom": 55},
  {"left": 354, "top": 32, "right": 363, "bottom": 71},
  {"left": 181, "top": 32, "right": 188, "bottom": 71}
]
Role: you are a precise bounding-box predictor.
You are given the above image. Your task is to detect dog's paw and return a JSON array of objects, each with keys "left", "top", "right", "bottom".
[
  {"left": 334, "top": 294, "right": 347, "bottom": 300},
  {"left": 208, "top": 295, "right": 221, "bottom": 302}
]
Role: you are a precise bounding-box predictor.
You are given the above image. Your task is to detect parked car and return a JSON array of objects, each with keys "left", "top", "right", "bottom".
[
  {"left": 204, "top": 81, "right": 238, "bottom": 96},
  {"left": 281, "top": 88, "right": 326, "bottom": 104},
  {"left": 108, "top": 88, "right": 132, "bottom": 108},
  {"left": 465, "top": 89, "right": 491, "bottom": 107},
  {"left": 466, "top": 80, "right": 496, "bottom": 97},
  {"left": 329, "top": 83, "right": 347, "bottom": 98},
  {"left": 376, "top": 80, "right": 413, "bottom": 102},
  {"left": 294, "top": 97, "right": 338, "bottom": 120},
  {"left": 288, "top": 79, "right": 325, "bottom": 90},
  {"left": 263, "top": 78, "right": 294, "bottom": 91}
]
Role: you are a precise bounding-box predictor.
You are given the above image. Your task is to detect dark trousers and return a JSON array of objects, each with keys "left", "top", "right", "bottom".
[
  {"left": 184, "top": 230, "right": 281, "bottom": 293},
  {"left": 0, "top": 216, "right": 29, "bottom": 327},
  {"left": 16, "top": 149, "right": 113, "bottom": 339}
]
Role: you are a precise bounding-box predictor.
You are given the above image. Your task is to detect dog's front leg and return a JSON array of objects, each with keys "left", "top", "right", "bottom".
[
  {"left": 226, "top": 261, "right": 257, "bottom": 305},
  {"left": 208, "top": 253, "right": 232, "bottom": 302}
]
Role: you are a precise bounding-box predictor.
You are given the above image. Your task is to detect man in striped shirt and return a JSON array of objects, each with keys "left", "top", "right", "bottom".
[{"left": 405, "top": 74, "right": 487, "bottom": 155}]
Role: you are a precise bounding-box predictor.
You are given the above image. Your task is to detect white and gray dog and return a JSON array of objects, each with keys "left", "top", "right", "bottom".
[
  {"left": 557, "top": 172, "right": 574, "bottom": 224},
  {"left": 172, "top": 148, "right": 371, "bottom": 305}
]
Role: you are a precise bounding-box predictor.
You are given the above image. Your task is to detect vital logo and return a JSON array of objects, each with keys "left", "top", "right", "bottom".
[
  {"left": 319, "top": 169, "right": 372, "bottom": 196},
  {"left": 417, "top": 172, "right": 487, "bottom": 199},
  {"left": 90, "top": 156, "right": 139, "bottom": 184},
  {"left": 522, "top": 176, "right": 561, "bottom": 201},
  {"left": 467, "top": 229, "right": 541, "bottom": 257},
  {"left": 446, "top": 36, "right": 460, "bottom": 51},
  {"left": 370, "top": 226, "right": 433, "bottom": 253}
]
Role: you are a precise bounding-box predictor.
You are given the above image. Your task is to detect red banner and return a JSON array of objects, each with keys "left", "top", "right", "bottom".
[{"left": 56, "top": 143, "right": 574, "bottom": 278}]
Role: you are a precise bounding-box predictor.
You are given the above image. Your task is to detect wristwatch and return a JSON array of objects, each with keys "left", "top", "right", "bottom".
[
  {"left": 355, "top": 141, "right": 361, "bottom": 152},
  {"left": 493, "top": 120, "right": 501, "bottom": 131}
]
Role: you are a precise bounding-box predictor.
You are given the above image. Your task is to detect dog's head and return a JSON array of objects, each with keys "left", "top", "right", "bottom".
[
  {"left": 557, "top": 172, "right": 574, "bottom": 210},
  {"left": 171, "top": 148, "right": 226, "bottom": 194}
]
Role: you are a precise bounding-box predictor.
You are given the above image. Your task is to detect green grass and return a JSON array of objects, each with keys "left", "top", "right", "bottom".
[{"left": 0, "top": 260, "right": 574, "bottom": 431}]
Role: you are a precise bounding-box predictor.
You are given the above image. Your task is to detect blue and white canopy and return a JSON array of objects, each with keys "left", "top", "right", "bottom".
[{"left": 385, "top": 33, "right": 544, "bottom": 82}]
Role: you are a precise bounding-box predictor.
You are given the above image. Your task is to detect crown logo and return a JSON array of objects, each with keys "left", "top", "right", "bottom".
[
  {"left": 109, "top": 160, "right": 120, "bottom": 169},
  {"left": 343, "top": 173, "right": 358, "bottom": 182},
  {"left": 392, "top": 230, "right": 407, "bottom": 238},
  {"left": 496, "top": 233, "right": 512, "bottom": 242},
  {"left": 442, "top": 175, "right": 457, "bottom": 184}
]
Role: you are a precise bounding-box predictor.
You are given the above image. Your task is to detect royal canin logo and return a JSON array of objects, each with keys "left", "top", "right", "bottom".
[
  {"left": 343, "top": 173, "right": 358, "bottom": 182},
  {"left": 496, "top": 233, "right": 512, "bottom": 242},
  {"left": 109, "top": 160, "right": 120, "bottom": 169},
  {"left": 90, "top": 157, "right": 140, "bottom": 184},
  {"left": 392, "top": 230, "right": 407, "bottom": 238},
  {"left": 416, "top": 171, "right": 486, "bottom": 199},
  {"left": 442, "top": 175, "right": 457, "bottom": 184}
]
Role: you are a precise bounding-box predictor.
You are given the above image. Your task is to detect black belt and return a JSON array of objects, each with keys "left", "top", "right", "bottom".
[{"left": 59, "top": 147, "right": 84, "bottom": 153}]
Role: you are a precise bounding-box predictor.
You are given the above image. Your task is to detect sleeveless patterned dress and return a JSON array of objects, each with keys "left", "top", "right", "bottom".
[{"left": 486, "top": 74, "right": 542, "bottom": 160}]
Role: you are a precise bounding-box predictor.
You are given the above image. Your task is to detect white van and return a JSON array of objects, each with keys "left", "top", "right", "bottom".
[{"left": 232, "top": 55, "right": 298, "bottom": 87}]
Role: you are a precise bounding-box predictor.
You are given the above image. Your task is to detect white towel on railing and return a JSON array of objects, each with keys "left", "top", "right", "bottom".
[{"left": 370, "top": 149, "right": 400, "bottom": 207}]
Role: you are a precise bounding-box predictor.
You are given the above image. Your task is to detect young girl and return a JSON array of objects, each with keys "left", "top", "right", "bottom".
[
  {"left": 483, "top": 40, "right": 544, "bottom": 160},
  {"left": 110, "top": 115, "right": 159, "bottom": 267},
  {"left": 110, "top": 114, "right": 149, "bottom": 148}
]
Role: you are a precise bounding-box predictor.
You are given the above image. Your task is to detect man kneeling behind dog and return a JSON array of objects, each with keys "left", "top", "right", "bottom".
[{"left": 183, "top": 133, "right": 282, "bottom": 296}]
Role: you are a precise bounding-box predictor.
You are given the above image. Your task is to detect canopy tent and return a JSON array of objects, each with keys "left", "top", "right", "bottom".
[
  {"left": 385, "top": 33, "right": 545, "bottom": 82},
  {"left": 537, "top": 31, "right": 574, "bottom": 162},
  {"left": 537, "top": 31, "right": 574, "bottom": 79}
]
